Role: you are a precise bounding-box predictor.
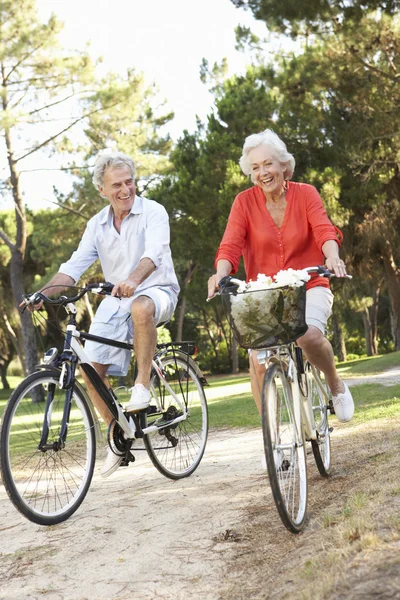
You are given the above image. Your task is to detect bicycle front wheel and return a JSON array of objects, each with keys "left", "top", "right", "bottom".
[
  {"left": 144, "top": 355, "right": 208, "bottom": 479},
  {"left": 0, "top": 370, "right": 96, "bottom": 525},
  {"left": 306, "top": 363, "right": 332, "bottom": 477},
  {"left": 261, "top": 363, "right": 307, "bottom": 533}
]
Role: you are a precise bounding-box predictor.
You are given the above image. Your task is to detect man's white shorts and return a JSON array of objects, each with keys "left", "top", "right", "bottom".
[
  {"left": 84, "top": 287, "right": 177, "bottom": 376},
  {"left": 305, "top": 286, "right": 334, "bottom": 334}
]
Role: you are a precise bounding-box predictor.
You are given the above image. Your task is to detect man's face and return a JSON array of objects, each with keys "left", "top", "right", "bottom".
[{"left": 99, "top": 165, "right": 136, "bottom": 215}]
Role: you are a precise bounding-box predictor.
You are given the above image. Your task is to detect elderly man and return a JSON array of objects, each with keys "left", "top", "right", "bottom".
[{"left": 36, "top": 152, "right": 180, "bottom": 476}]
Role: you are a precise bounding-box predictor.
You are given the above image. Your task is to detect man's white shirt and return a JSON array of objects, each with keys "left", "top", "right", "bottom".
[{"left": 59, "top": 195, "right": 180, "bottom": 317}]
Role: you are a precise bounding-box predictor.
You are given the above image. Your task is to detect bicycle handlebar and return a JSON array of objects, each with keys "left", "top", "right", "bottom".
[
  {"left": 208, "top": 266, "right": 352, "bottom": 301},
  {"left": 21, "top": 281, "right": 115, "bottom": 311}
]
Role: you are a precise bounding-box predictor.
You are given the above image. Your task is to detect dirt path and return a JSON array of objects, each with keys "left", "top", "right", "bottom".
[{"left": 1, "top": 370, "right": 399, "bottom": 600}]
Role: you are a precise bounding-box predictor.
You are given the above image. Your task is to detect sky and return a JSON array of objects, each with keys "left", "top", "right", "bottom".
[{"left": 1, "top": 0, "right": 272, "bottom": 209}]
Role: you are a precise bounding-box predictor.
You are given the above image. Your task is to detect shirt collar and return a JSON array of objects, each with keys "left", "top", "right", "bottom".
[{"left": 99, "top": 195, "right": 144, "bottom": 225}]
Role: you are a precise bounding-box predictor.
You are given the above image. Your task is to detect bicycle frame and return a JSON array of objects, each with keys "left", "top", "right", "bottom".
[
  {"left": 261, "top": 344, "right": 323, "bottom": 443},
  {"left": 40, "top": 301, "right": 191, "bottom": 444}
]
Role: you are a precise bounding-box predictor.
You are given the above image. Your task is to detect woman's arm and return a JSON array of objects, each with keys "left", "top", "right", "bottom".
[
  {"left": 322, "top": 240, "right": 348, "bottom": 278},
  {"left": 207, "top": 259, "right": 233, "bottom": 298}
]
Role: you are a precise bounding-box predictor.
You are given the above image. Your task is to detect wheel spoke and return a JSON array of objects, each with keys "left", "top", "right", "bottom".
[
  {"left": 144, "top": 356, "right": 208, "bottom": 479},
  {"left": 262, "top": 364, "right": 307, "bottom": 533},
  {"left": 0, "top": 372, "right": 96, "bottom": 525}
]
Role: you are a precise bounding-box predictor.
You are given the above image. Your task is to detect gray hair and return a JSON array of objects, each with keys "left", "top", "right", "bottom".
[
  {"left": 92, "top": 152, "right": 136, "bottom": 189},
  {"left": 239, "top": 129, "right": 295, "bottom": 179}
]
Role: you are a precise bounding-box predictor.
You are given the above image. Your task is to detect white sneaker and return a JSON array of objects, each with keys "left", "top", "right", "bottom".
[
  {"left": 101, "top": 445, "right": 123, "bottom": 478},
  {"left": 125, "top": 384, "right": 151, "bottom": 412},
  {"left": 332, "top": 382, "right": 354, "bottom": 422}
]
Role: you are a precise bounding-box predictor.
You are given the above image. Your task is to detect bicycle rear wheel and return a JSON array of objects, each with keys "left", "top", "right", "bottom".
[
  {"left": 261, "top": 363, "right": 307, "bottom": 533},
  {"left": 306, "top": 363, "right": 332, "bottom": 477},
  {"left": 0, "top": 370, "right": 96, "bottom": 525},
  {"left": 144, "top": 355, "right": 208, "bottom": 479}
]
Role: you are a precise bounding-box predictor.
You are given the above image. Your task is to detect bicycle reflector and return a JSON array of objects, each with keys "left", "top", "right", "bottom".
[{"left": 43, "top": 348, "right": 58, "bottom": 365}]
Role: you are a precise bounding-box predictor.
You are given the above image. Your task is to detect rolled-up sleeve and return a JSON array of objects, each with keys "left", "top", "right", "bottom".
[
  {"left": 140, "top": 204, "right": 170, "bottom": 269},
  {"left": 58, "top": 221, "right": 99, "bottom": 282},
  {"left": 214, "top": 195, "right": 247, "bottom": 273},
  {"left": 306, "top": 186, "right": 342, "bottom": 250}
]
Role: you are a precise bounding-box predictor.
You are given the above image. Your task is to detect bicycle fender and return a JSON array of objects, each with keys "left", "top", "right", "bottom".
[
  {"left": 154, "top": 349, "right": 209, "bottom": 386},
  {"left": 33, "top": 365, "right": 103, "bottom": 443}
]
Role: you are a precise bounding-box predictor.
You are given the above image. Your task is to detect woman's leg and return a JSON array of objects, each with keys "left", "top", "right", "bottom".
[
  {"left": 296, "top": 325, "right": 344, "bottom": 395},
  {"left": 296, "top": 326, "right": 354, "bottom": 421},
  {"left": 249, "top": 350, "right": 266, "bottom": 415}
]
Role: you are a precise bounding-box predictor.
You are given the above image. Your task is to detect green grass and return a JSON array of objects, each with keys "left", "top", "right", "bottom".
[
  {"left": 208, "top": 392, "right": 261, "bottom": 429},
  {"left": 1, "top": 351, "right": 399, "bottom": 432},
  {"left": 336, "top": 350, "right": 400, "bottom": 376},
  {"left": 349, "top": 384, "right": 400, "bottom": 424}
]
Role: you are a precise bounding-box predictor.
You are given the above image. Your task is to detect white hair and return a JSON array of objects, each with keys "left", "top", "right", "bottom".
[
  {"left": 92, "top": 152, "right": 136, "bottom": 189},
  {"left": 239, "top": 129, "right": 295, "bottom": 179}
]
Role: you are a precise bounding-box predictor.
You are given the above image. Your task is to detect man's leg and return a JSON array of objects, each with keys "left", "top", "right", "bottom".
[
  {"left": 130, "top": 296, "right": 157, "bottom": 387},
  {"left": 80, "top": 362, "right": 114, "bottom": 426}
]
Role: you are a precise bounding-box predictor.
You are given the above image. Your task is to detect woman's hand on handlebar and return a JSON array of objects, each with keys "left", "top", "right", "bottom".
[
  {"left": 324, "top": 256, "right": 348, "bottom": 278},
  {"left": 207, "top": 274, "right": 221, "bottom": 300}
]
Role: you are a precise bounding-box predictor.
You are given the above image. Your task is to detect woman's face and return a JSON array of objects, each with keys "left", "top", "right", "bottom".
[{"left": 248, "top": 145, "right": 286, "bottom": 195}]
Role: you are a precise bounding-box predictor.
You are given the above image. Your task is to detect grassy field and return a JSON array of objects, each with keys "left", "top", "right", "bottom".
[{"left": 1, "top": 351, "right": 399, "bottom": 431}]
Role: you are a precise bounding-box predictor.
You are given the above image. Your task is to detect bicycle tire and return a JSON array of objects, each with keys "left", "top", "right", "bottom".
[
  {"left": 144, "top": 355, "right": 208, "bottom": 480},
  {"left": 306, "top": 363, "right": 332, "bottom": 477},
  {"left": 261, "top": 363, "right": 307, "bottom": 533},
  {"left": 0, "top": 370, "right": 96, "bottom": 525}
]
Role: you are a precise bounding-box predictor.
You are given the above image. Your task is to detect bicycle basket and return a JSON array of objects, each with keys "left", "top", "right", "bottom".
[{"left": 221, "top": 284, "right": 308, "bottom": 349}]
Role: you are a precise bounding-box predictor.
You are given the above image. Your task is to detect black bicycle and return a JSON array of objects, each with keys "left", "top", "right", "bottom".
[{"left": 0, "top": 283, "right": 209, "bottom": 525}]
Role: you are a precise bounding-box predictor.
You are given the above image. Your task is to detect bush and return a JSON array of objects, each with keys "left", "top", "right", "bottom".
[{"left": 7, "top": 358, "right": 23, "bottom": 377}]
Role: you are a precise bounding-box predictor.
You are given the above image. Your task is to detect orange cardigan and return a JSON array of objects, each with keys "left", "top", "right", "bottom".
[{"left": 214, "top": 181, "right": 342, "bottom": 290}]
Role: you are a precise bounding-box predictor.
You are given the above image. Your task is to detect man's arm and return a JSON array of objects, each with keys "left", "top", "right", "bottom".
[
  {"left": 21, "top": 272, "right": 75, "bottom": 311},
  {"left": 39, "top": 273, "right": 76, "bottom": 297},
  {"left": 111, "top": 258, "right": 156, "bottom": 298}
]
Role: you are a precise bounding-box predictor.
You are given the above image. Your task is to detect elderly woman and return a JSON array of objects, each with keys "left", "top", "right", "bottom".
[{"left": 207, "top": 129, "right": 354, "bottom": 422}]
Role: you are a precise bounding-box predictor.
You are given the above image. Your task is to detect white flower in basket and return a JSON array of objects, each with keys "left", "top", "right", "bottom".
[{"left": 229, "top": 269, "right": 310, "bottom": 348}]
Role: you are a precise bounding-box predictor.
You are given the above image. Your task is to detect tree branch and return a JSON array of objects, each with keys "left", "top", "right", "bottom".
[
  {"left": 16, "top": 99, "right": 122, "bottom": 162},
  {"left": 5, "top": 41, "right": 47, "bottom": 82},
  {"left": 0, "top": 228, "right": 16, "bottom": 251},
  {"left": 45, "top": 200, "right": 90, "bottom": 220}
]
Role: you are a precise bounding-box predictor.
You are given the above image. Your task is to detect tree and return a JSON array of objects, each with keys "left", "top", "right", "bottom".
[
  {"left": 0, "top": 1, "right": 176, "bottom": 383},
  {"left": 0, "top": 0, "right": 97, "bottom": 378},
  {"left": 232, "top": 0, "right": 400, "bottom": 351}
]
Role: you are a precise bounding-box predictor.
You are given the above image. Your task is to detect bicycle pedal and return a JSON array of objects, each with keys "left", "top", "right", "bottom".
[
  {"left": 121, "top": 452, "right": 135, "bottom": 467},
  {"left": 328, "top": 427, "right": 334, "bottom": 433}
]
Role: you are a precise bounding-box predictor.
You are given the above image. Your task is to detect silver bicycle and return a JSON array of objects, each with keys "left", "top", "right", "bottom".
[
  {"left": 0, "top": 283, "right": 208, "bottom": 525},
  {"left": 219, "top": 266, "right": 347, "bottom": 533}
]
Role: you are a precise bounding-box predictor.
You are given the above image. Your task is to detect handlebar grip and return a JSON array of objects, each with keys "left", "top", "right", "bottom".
[
  {"left": 218, "top": 276, "right": 242, "bottom": 295},
  {"left": 101, "top": 282, "right": 115, "bottom": 294}
]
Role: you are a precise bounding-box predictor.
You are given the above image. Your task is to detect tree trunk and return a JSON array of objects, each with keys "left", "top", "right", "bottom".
[
  {"left": 231, "top": 335, "right": 239, "bottom": 374},
  {"left": 331, "top": 312, "right": 347, "bottom": 362},
  {"left": 175, "top": 295, "right": 186, "bottom": 342},
  {"left": 0, "top": 360, "right": 11, "bottom": 390},
  {"left": 362, "top": 307, "right": 373, "bottom": 356},
  {"left": 381, "top": 242, "right": 400, "bottom": 351},
  {"left": 369, "top": 282, "right": 381, "bottom": 355},
  {"left": 0, "top": 310, "right": 23, "bottom": 369},
  {"left": 174, "top": 262, "right": 198, "bottom": 342},
  {"left": 10, "top": 250, "right": 43, "bottom": 401}
]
